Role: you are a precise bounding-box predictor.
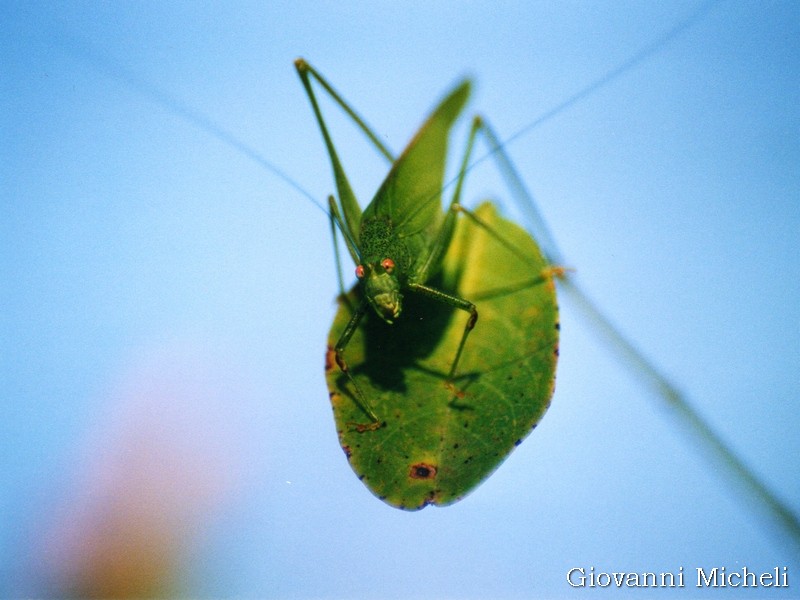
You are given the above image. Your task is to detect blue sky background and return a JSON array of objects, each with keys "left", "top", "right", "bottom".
[{"left": 2, "top": 1, "right": 798, "bottom": 597}]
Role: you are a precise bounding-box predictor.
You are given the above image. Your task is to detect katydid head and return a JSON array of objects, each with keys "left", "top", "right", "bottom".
[{"left": 356, "top": 258, "right": 402, "bottom": 324}]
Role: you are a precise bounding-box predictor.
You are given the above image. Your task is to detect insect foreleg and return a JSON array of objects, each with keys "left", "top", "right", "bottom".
[
  {"left": 406, "top": 282, "right": 478, "bottom": 386},
  {"left": 334, "top": 299, "right": 380, "bottom": 424}
]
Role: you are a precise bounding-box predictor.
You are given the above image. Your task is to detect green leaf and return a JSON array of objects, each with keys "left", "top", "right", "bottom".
[{"left": 325, "top": 202, "right": 559, "bottom": 509}]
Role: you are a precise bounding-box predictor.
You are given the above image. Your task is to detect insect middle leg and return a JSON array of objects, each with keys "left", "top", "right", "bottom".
[{"left": 406, "top": 282, "right": 478, "bottom": 386}]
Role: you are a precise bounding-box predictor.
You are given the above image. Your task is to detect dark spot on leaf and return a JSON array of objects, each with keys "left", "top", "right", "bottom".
[
  {"left": 409, "top": 463, "right": 437, "bottom": 480},
  {"left": 453, "top": 443, "right": 459, "bottom": 449},
  {"left": 554, "top": 347, "right": 560, "bottom": 357},
  {"left": 514, "top": 439, "right": 522, "bottom": 446},
  {"left": 555, "top": 322, "right": 561, "bottom": 330},
  {"left": 342, "top": 445, "right": 352, "bottom": 459}
]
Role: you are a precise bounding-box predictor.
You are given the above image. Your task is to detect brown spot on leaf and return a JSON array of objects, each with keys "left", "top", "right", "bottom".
[
  {"left": 324, "top": 346, "right": 336, "bottom": 372},
  {"left": 409, "top": 463, "right": 437, "bottom": 480}
]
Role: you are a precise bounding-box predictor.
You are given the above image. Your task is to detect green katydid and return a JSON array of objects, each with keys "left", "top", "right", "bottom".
[
  {"left": 295, "top": 55, "right": 800, "bottom": 541},
  {"left": 296, "top": 59, "right": 561, "bottom": 509},
  {"left": 79, "top": 27, "right": 797, "bottom": 530}
]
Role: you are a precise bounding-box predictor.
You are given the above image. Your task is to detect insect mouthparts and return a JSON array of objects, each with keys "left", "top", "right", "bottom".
[{"left": 372, "top": 292, "right": 401, "bottom": 323}]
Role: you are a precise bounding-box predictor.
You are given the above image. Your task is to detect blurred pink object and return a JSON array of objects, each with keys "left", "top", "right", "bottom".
[{"left": 33, "top": 342, "right": 247, "bottom": 597}]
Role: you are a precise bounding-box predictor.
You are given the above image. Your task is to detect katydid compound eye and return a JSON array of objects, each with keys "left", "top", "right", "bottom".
[
  {"left": 381, "top": 258, "right": 395, "bottom": 273},
  {"left": 355, "top": 265, "right": 365, "bottom": 278}
]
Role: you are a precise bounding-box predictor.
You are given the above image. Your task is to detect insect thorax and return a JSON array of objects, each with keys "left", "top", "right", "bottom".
[{"left": 360, "top": 217, "right": 411, "bottom": 281}]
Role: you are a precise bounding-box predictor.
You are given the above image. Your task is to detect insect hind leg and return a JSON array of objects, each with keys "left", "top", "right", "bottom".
[{"left": 468, "top": 116, "right": 564, "bottom": 266}]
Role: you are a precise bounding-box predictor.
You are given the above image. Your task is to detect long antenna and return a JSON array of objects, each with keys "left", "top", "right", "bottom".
[{"left": 470, "top": 0, "right": 720, "bottom": 173}]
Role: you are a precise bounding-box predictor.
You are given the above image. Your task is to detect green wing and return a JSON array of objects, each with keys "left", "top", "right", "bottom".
[{"left": 362, "top": 81, "right": 471, "bottom": 245}]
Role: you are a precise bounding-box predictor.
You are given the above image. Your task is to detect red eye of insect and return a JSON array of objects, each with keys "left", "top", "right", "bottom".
[
  {"left": 381, "top": 258, "right": 395, "bottom": 273},
  {"left": 355, "top": 265, "right": 365, "bottom": 278}
]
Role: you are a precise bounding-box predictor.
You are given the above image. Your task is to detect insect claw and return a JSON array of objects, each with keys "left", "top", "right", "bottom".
[
  {"left": 346, "top": 420, "right": 384, "bottom": 433},
  {"left": 543, "top": 265, "right": 574, "bottom": 280},
  {"left": 444, "top": 380, "right": 466, "bottom": 400}
]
